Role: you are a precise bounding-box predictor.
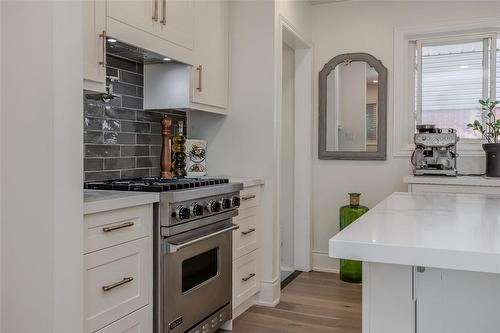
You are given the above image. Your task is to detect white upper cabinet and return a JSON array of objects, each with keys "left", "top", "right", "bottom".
[
  {"left": 191, "top": 0, "right": 229, "bottom": 113},
  {"left": 83, "top": 0, "right": 106, "bottom": 92},
  {"left": 106, "top": 0, "right": 194, "bottom": 63}
]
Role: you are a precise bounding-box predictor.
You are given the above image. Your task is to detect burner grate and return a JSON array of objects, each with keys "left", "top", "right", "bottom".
[{"left": 84, "top": 177, "right": 229, "bottom": 192}]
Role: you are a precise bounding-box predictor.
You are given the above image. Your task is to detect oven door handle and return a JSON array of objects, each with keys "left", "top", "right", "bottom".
[{"left": 166, "top": 224, "right": 239, "bottom": 253}]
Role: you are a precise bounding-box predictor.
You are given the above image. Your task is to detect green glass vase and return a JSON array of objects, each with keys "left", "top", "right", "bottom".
[{"left": 339, "top": 193, "right": 368, "bottom": 283}]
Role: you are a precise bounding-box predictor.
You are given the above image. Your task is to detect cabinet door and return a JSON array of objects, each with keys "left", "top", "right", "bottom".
[
  {"left": 107, "top": 0, "right": 158, "bottom": 37},
  {"left": 83, "top": 0, "right": 106, "bottom": 92},
  {"left": 191, "top": 0, "right": 228, "bottom": 111},
  {"left": 416, "top": 267, "right": 500, "bottom": 333},
  {"left": 157, "top": 0, "right": 194, "bottom": 50}
]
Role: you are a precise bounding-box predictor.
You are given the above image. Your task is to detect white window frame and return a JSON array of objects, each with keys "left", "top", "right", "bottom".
[{"left": 393, "top": 19, "right": 500, "bottom": 157}]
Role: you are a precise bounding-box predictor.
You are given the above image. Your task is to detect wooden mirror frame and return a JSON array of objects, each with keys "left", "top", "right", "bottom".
[{"left": 318, "top": 53, "right": 387, "bottom": 160}]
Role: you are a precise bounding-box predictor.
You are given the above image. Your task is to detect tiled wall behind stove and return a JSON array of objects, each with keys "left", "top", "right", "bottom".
[{"left": 84, "top": 54, "right": 187, "bottom": 181}]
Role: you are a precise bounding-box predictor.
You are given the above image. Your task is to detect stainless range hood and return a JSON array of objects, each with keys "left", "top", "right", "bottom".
[{"left": 106, "top": 38, "right": 192, "bottom": 111}]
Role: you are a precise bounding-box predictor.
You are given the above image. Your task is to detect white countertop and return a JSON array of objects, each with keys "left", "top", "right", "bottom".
[
  {"left": 329, "top": 192, "right": 500, "bottom": 274},
  {"left": 84, "top": 190, "right": 159, "bottom": 215},
  {"left": 404, "top": 175, "right": 500, "bottom": 187},
  {"left": 227, "top": 177, "right": 264, "bottom": 188}
]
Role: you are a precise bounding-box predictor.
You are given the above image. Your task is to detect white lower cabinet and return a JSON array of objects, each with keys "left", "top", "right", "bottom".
[
  {"left": 232, "top": 251, "right": 259, "bottom": 308},
  {"left": 84, "top": 203, "right": 153, "bottom": 333},
  {"left": 94, "top": 306, "right": 152, "bottom": 333},
  {"left": 230, "top": 181, "right": 263, "bottom": 320}
]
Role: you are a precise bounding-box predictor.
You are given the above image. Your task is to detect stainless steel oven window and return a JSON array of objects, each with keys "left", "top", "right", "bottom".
[{"left": 181, "top": 247, "right": 220, "bottom": 293}]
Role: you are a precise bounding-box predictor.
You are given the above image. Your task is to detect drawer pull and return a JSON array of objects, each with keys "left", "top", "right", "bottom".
[
  {"left": 102, "top": 221, "right": 134, "bottom": 233},
  {"left": 241, "top": 194, "right": 256, "bottom": 201},
  {"left": 241, "top": 273, "right": 256, "bottom": 282},
  {"left": 241, "top": 228, "right": 256, "bottom": 236},
  {"left": 102, "top": 277, "right": 134, "bottom": 292}
]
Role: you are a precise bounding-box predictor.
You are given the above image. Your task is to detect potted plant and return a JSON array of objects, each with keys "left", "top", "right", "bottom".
[{"left": 467, "top": 99, "right": 500, "bottom": 177}]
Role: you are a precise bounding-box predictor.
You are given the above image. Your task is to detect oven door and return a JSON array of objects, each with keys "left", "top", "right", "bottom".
[{"left": 162, "top": 220, "right": 238, "bottom": 333}]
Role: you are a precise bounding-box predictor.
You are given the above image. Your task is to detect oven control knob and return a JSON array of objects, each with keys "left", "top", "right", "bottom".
[
  {"left": 190, "top": 203, "right": 204, "bottom": 217},
  {"left": 207, "top": 200, "right": 221, "bottom": 213},
  {"left": 231, "top": 196, "right": 241, "bottom": 207},
  {"left": 175, "top": 206, "right": 190, "bottom": 221},
  {"left": 220, "top": 198, "right": 232, "bottom": 210}
]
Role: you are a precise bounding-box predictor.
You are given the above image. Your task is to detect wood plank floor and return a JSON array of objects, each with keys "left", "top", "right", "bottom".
[{"left": 229, "top": 272, "right": 362, "bottom": 333}]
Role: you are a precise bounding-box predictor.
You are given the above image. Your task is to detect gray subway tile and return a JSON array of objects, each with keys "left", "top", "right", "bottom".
[
  {"left": 121, "top": 145, "right": 149, "bottom": 156},
  {"left": 121, "top": 168, "right": 150, "bottom": 178},
  {"left": 85, "top": 171, "right": 121, "bottom": 182},
  {"left": 150, "top": 145, "right": 162, "bottom": 156},
  {"left": 136, "top": 63, "right": 143, "bottom": 74},
  {"left": 137, "top": 134, "right": 161, "bottom": 145},
  {"left": 121, "top": 95, "right": 143, "bottom": 109},
  {"left": 84, "top": 117, "right": 103, "bottom": 130},
  {"left": 84, "top": 158, "right": 103, "bottom": 171},
  {"left": 103, "top": 157, "right": 136, "bottom": 170},
  {"left": 85, "top": 144, "right": 120, "bottom": 157},
  {"left": 137, "top": 157, "right": 160, "bottom": 168},
  {"left": 105, "top": 107, "right": 136, "bottom": 120},
  {"left": 84, "top": 131, "right": 103, "bottom": 144},
  {"left": 113, "top": 81, "right": 137, "bottom": 96},
  {"left": 107, "top": 55, "right": 136, "bottom": 73},
  {"left": 136, "top": 110, "right": 165, "bottom": 122},
  {"left": 121, "top": 121, "right": 150, "bottom": 133},
  {"left": 150, "top": 123, "right": 162, "bottom": 134},
  {"left": 106, "top": 67, "right": 118, "bottom": 77},
  {"left": 137, "top": 87, "right": 143, "bottom": 98},
  {"left": 102, "top": 119, "right": 121, "bottom": 131},
  {"left": 150, "top": 168, "right": 161, "bottom": 177},
  {"left": 120, "top": 70, "right": 143, "bottom": 86},
  {"left": 103, "top": 132, "right": 135, "bottom": 144},
  {"left": 84, "top": 101, "right": 104, "bottom": 117}
]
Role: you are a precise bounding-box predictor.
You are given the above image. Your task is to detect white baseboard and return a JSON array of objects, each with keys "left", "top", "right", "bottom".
[
  {"left": 255, "top": 279, "right": 280, "bottom": 307},
  {"left": 312, "top": 250, "right": 339, "bottom": 273}
]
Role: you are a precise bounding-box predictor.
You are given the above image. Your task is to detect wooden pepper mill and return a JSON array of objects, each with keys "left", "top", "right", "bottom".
[{"left": 160, "top": 115, "right": 173, "bottom": 178}]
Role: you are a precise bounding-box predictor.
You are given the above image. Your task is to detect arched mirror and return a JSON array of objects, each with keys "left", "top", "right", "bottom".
[{"left": 318, "top": 53, "right": 387, "bottom": 160}]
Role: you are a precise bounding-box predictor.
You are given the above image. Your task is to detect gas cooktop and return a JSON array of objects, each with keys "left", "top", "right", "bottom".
[{"left": 84, "top": 177, "right": 230, "bottom": 192}]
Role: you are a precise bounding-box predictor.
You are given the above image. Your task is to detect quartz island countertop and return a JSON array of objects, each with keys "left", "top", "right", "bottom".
[
  {"left": 84, "top": 190, "right": 160, "bottom": 214},
  {"left": 329, "top": 191, "right": 500, "bottom": 274}
]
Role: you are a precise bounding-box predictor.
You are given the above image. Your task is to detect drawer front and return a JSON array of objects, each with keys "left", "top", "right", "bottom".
[
  {"left": 239, "top": 186, "right": 261, "bottom": 210},
  {"left": 233, "top": 250, "right": 259, "bottom": 308},
  {"left": 94, "top": 305, "right": 151, "bottom": 333},
  {"left": 84, "top": 204, "right": 152, "bottom": 254},
  {"left": 233, "top": 207, "right": 258, "bottom": 259},
  {"left": 84, "top": 237, "right": 151, "bottom": 333},
  {"left": 411, "top": 184, "right": 500, "bottom": 195}
]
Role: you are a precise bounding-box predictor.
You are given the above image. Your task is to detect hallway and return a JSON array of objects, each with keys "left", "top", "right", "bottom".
[{"left": 230, "top": 272, "right": 362, "bottom": 333}]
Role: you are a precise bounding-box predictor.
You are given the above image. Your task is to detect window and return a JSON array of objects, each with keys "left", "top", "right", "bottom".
[{"left": 414, "top": 34, "right": 499, "bottom": 140}]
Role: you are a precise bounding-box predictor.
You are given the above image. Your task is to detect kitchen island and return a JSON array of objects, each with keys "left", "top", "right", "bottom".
[{"left": 329, "top": 192, "right": 500, "bottom": 333}]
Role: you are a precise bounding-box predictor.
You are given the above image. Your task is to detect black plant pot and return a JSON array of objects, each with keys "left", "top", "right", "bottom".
[{"left": 483, "top": 143, "right": 500, "bottom": 177}]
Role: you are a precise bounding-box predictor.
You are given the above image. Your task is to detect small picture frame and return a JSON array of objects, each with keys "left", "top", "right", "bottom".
[{"left": 185, "top": 139, "right": 207, "bottom": 178}]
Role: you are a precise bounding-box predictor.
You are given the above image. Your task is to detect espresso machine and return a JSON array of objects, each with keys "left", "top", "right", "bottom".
[{"left": 412, "top": 124, "right": 458, "bottom": 176}]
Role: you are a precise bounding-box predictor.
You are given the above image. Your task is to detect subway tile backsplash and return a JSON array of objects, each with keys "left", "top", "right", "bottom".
[{"left": 84, "top": 54, "right": 187, "bottom": 181}]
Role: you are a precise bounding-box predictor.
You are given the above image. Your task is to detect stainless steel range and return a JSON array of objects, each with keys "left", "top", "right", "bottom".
[{"left": 85, "top": 177, "right": 243, "bottom": 333}]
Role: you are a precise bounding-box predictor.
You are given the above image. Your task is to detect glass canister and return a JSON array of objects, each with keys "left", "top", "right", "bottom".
[{"left": 339, "top": 193, "right": 368, "bottom": 283}]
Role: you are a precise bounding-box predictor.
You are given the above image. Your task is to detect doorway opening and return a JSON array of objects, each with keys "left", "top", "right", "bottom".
[{"left": 276, "top": 19, "right": 313, "bottom": 286}]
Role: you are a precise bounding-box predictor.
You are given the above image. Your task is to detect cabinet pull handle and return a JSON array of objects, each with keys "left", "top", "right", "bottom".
[
  {"left": 102, "top": 277, "right": 134, "bottom": 292},
  {"left": 98, "top": 30, "right": 107, "bottom": 68},
  {"left": 241, "top": 194, "right": 256, "bottom": 201},
  {"left": 102, "top": 221, "right": 134, "bottom": 233},
  {"left": 241, "top": 273, "right": 256, "bottom": 282},
  {"left": 241, "top": 228, "right": 256, "bottom": 236},
  {"left": 160, "top": 0, "right": 166, "bottom": 25},
  {"left": 196, "top": 65, "right": 203, "bottom": 92},
  {"left": 152, "top": 0, "right": 158, "bottom": 21}
]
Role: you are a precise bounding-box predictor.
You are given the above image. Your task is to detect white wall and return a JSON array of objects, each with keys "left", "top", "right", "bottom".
[
  {"left": 1, "top": 2, "right": 83, "bottom": 332},
  {"left": 311, "top": 1, "right": 499, "bottom": 272},
  {"left": 189, "top": 0, "right": 312, "bottom": 305}
]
